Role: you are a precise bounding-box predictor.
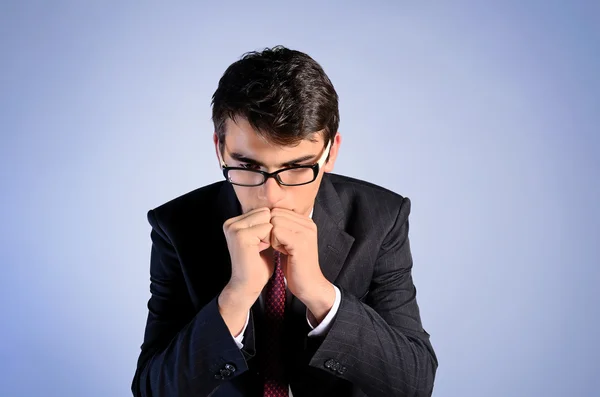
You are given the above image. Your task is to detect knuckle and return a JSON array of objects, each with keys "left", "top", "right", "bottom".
[{"left": 235, "top": 227, "right": 247, "bottom": 237}]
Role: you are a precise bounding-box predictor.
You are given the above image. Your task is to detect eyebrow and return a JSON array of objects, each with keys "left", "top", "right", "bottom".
[{"left": 228, "top": 152, "right": 318, "bottom": 168}]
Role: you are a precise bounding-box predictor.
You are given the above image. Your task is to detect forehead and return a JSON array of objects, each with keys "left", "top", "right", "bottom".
[{"left": 224, "top": 118, "right": 323, "bottom": 151}]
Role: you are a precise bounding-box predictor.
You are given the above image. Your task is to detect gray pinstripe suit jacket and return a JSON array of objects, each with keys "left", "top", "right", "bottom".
[{"left": 131, "top": 172, "right": 438, "bottom": 397}]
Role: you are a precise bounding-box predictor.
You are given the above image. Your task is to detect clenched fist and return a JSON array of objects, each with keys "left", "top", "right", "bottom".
[{"left": 222, "top": 207, "right": 275, "bottom": 299}]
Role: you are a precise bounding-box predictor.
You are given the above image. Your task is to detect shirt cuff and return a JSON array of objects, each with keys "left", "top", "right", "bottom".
[
  {"left": 306, "top": 284, "right": 341, "bottom": 337},
  {"left": 232, "top": 310, "right": 250, "bottom": 349}
]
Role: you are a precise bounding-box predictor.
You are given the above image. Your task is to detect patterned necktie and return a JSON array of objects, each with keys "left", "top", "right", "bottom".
[{"left": 260, "top": 250, "right": 288, "bottom": 396}]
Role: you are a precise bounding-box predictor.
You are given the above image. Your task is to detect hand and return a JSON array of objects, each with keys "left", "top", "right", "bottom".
[
  {"left": 222, "top": 207, "right": 275, "bottom": 299},
  {"left": 269, "top": 208, "right": 332, "bottom": 305}
]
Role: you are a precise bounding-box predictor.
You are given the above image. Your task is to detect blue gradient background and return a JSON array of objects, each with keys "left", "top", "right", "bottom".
[{"left": 1, "top": 1, "right": 598, "bottom": 396}]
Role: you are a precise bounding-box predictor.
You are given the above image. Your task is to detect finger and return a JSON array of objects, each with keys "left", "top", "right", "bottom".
[
  {"left": 271, "top": 214, "right": 315, "bottom": 234},
  {"left": 225, "top": 207, "right": 269, "bottom": 226},
  {"left": 270, "top": 207, "right": 312, "bottom": 220},
  {"left": 270, "top": 225, "right": 296, "bottom": 255},
  {"left": 227, "top": 208, "right": 271, "bottom": 230},
  {"left": 241, "top": 223, "right": 273, "bottom": 250},
  {"left": 270, "top": 208, "right": 315, "bottom": 229}
]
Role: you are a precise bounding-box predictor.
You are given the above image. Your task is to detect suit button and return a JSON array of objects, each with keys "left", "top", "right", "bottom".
[
  {"left": 215, "top": 363, "right": 237, "bottom": 380},
  {"left": 338, "top": 366, "right": 347, "bottom": 374},
  {"left": 324, "top": 359, "right": 336, "bottom": 369}
]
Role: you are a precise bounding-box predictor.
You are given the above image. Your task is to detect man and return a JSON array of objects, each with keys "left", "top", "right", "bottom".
[{"left": 131, "top": 46, "right": 437, "bottom": 397}]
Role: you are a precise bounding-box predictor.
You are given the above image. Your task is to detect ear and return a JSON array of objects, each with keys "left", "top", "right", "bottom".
[
  {"left": 213, "top": 133, "right": 222, "bottom": 167},
  {"left": 322, "top": 132, "right": 342, "bottom": 173}
]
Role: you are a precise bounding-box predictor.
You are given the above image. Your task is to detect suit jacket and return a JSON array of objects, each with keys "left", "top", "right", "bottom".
[{"left": 131, "top": 172, "right": 438, "bottom": 397}]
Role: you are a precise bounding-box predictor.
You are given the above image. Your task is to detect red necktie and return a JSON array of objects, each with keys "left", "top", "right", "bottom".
[{"left": 260, "top": 250, "right": 288, "bottom": 396}]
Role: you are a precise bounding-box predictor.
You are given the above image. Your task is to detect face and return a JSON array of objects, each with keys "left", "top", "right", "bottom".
[{"left": 213, "top": 118, "right": 342, "bottom": 217}]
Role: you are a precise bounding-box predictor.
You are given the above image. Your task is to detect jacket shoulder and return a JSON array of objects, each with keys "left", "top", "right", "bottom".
[
  {"left": 146, "top": 180, "right": 225, "bottom": 230},
  {"left": 326, "top": 173, "right": 410, "bottom": 232},
  {"left": 327, "top": 173, "right": 406, "bottom": 203}
]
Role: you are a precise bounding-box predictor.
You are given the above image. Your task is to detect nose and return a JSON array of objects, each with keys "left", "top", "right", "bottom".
[{"left": 258, "top": 176, "right": 285, "bottom": 207}]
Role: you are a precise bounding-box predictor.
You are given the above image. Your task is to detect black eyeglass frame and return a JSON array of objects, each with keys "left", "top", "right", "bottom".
[
  {"left": 222, "top": 164, "right": 321, "bottom": 187},
  {"left": 218, "top": 139, "right": 332, "bottom": 187}
]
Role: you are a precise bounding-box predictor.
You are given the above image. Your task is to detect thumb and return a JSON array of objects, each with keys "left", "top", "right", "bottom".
[{"left": 250, "top": 223, "right": 273, "bottom": 252}]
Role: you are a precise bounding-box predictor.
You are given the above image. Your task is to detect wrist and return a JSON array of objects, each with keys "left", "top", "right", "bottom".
[
  {"left": 301, "top": 280, "right": 336, "bottom": 324},
  {"left": 219, "top": 283, "right": 257, "bottom": 314},
  {"left": 218, "top": 284, "right": 256, "bottom": 337}
]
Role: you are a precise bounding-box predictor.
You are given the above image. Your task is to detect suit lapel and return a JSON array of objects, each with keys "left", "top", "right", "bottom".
[{"left": 312, "top": 173, "right": 355, "bottom": 284}]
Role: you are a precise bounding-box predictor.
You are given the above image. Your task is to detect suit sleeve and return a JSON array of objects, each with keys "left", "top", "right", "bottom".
[
  {"left": 307, "top": 197, "right": 438, "bottom": 397},
  {"left": 131, "top": 209, "right": 256, "bottom": 397}
]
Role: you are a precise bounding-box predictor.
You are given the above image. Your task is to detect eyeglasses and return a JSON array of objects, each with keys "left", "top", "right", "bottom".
[{"left": 218, "top": 139, "right": 332, "bottom": 187}]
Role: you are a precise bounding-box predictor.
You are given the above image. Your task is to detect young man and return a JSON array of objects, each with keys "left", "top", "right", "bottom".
[{"left": 131, "top": 46, "right": 437, "bottom": 397}]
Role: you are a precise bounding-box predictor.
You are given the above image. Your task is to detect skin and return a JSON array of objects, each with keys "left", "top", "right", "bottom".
[{"left": 215, "top": 117, "right": 343, "bottom": 336}]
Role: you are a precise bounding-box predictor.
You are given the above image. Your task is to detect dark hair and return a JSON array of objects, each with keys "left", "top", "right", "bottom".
[{"left": 211, "top": 46, "right": 339, "bottom": 156}]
